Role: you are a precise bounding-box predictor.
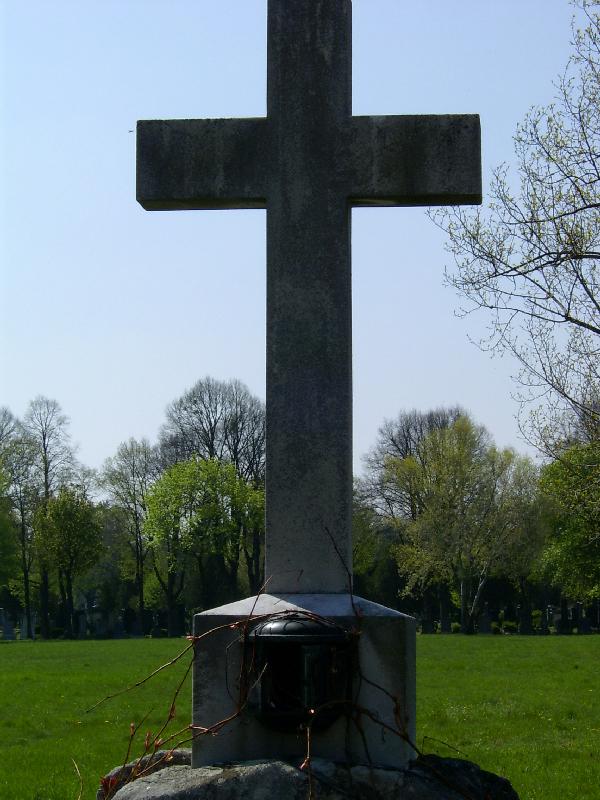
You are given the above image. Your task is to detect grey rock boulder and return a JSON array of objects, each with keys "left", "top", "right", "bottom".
[
  {"left": 102, "top": 751, "right": 519, "bottom": 800},
  {"left": 97, "top": 749, "right": 192, "bottom": 800}
]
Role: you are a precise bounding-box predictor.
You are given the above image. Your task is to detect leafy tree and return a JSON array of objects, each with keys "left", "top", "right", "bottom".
[
  {"left": 34, "top": 487, "right": 102, "bottom": 638},
  {"left": 432, "top": 1, "right": 600, "bottom": 453},
  {"left": 387, "top": 416, "right": 543, "bottom": 631},
  {"left": 102, "top": 438, "right": 158, "bottom": 628},
  {"left": 2, "top": 434, "right": 38, "bottom": 637},
  {"left": 24, "top": 396, "right": 74, "bottom": 637},
  {"left": 160, "top": 377, "right": 265, "bottom": 485},
  {"left": 145, "top": 458, "right": 264, "bottom": 633},
  {"left": 0, "top": 468, "right": 18, "bottom": 589},
  {"left": 352, "top": 492, "right": 402, "bottom": 609},
  {"left": 540, "top": 440, "right": 600, "bottom": 598}
]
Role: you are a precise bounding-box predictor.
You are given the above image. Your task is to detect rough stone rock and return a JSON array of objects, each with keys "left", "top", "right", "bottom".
[
  {"left": 102, "top": 751, "right": 519, "bottom": 800},
  {"left": 97, "top": 749, "right": 191, "bottom": 800}
]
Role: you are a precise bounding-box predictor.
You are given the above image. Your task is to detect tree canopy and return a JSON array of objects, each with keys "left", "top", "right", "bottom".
[
  {"left": 387, "top": 416, "right": 543, "bottom": 630},
  {"left": 540, "top": 440, "right": 600, "bottom": 599},
  {"left": 433, "top": 1, "right": 600, "bottom": 453}
]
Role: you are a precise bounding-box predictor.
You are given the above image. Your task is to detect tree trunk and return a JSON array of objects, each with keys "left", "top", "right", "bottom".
[
  {"left": 244, "top": 525, "right": 263, "bottom": 594},
  {"left": 460, "top": 579, "right": 474, "bottom": 633},
  {"left": 469, "top": 574, "right": 488, "bottom": 631},
  {"left": 65, "top": 571, "right": 74, "bottom": 639},
  {"left": 136, "top": 534, "right": 145, "bottom": 632},
  {"left": 19, "top": 519, "right": 34, "bottom": 640},
  {"left": 39, "top": 567, "right": 50, "bottom": 639}
]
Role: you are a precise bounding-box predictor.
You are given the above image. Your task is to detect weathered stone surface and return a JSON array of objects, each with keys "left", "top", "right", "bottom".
[
  {"left": 106, "top": 755, "right": 519, "bottom": 800},
  {"left": 97, "top": 749, "right": 191, "bottom": 800},
  {"left": 136, "top": 0, "right": 481, "bottom": 597}
]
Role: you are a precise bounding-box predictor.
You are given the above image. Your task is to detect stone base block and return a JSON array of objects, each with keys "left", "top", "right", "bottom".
[{"left": 192, "top": 594, "right": 416, "bottom": 769}]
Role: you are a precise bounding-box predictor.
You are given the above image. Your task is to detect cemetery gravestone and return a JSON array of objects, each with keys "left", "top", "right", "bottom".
[
  {"left": 517, "top": 604, "right": 533, "bottom": 635},
  {"left": 421, "top": 616, "right": 435, "bottom": 634},
  {"left": 579, "top": 606, "right": 592, "bottom": 634},
  {"left": 572, "top": 601, "right": 582, "bottom": 631},
  {"left": 77, "top": 611, "right": 88, "bottom": 639},
  {"left": 137, "top": 0, "right": 480, "bottom": 771},
  {"left": 0, "top": 609, "right": 15, "bottom": 641},
  {"left": 439, "top": 593, "right": 452, "bottom": 634},
  {"left": 558, "top": 599, "right": 572, "bottom": 635},
  {"left": 20, "top": 612, "right": 36, "bottom": 639},
  {"left": 151, "top": 613, "right": 162, "bottom": 639},
  {"left": 478, "top": 603, "right": 492, "bottom": 634},
  {"left": 112, "top": 611, "right": 126, "bottom": 639},
  {"left": 440, "top": 614, "right": 452, "bottom": 634}
]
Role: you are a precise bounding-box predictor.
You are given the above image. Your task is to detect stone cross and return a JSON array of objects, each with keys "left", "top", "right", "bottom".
[{"left": 137, "top": 0, "right": 480, "bottom": 595}]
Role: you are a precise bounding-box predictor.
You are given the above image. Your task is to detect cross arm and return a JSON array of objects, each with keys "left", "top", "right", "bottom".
[
  {"left": 348, "top": 114, "right": 481, "bottom": 207},
  {"left": 137, "top": 118, "right": 268, "bottom": 210}
]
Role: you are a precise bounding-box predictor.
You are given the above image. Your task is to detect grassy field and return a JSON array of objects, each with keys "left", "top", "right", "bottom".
[{"left": 0, "top": 635, "right": 598, "bottom": 800}]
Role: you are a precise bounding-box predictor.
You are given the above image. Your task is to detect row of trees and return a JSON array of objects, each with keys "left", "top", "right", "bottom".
[
  {"left": 0, "top": 379, "right": 267, "bottom": 637},
  {"left": 0, "top": 390, "right": 597, "bottom": 638},
  {"left": 356, "top": 407, "right": 599, "bottom": 631}
]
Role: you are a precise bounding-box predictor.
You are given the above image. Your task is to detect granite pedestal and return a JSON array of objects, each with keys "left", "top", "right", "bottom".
[{"left": 192, "top": 593, "right": 415, "bottom": 769}]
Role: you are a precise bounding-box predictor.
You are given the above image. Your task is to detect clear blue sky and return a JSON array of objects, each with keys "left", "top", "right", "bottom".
[{"left": 1, "top": 0, "right": 579, "bottom": 473}]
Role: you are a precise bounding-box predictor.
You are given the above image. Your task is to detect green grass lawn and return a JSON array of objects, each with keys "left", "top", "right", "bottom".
[
  {"left": 0, "top": 635, "right": 598, "bottom": 800},
  {"left": 417, "top": 635, "right": 599, "bottom": 800}
]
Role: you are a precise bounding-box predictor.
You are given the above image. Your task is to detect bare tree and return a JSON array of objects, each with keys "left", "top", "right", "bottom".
[
  {"left": 102, "top": 438, "right": 159, "bottom": 629},
  {"left": 0, "top": 407, "right": 18, "bottom": 452},
  {"left": 360, "top": 406, "right": 466, "bottom": 519},
  {"left": 432, "top": 1, "right": 600, "bottom": 454},
  {"left": 23, "top": 396, "right": 74, "bottom": 638},
  {"left": 160, "top": 377, "right": 265, "bottom": 484}
]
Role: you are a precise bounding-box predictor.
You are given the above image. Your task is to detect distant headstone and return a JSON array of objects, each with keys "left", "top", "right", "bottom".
[
  {"left": 112, "top": 611, "right": 126, "bottom": 639},
  {"left": 440, "top": 614, "right": 452, "bottom": 634},
  {"left": 1, "top": 609, "right": 15, "bottom": 641},
  {"left": 517, "top": 604, "right": 533, "bottom": 635},
  {"left": 90, "top": 600, "right": 103, "bottom": 637},
  {"left": 420, "top": 617, "right": 434, "bottom": 634},
  {"left": 77, "top": 611, "right": 88, "bottom": 639},
  {"left": 123, "top": 607, "right": 136, "bottom": 635},
  {"left": 579, "top": 613, "right": 592, "bottom": 634},
  {"left": 130, "top": 616, "right": 143, "bottom": 637},
  {"left": 558, "top": 599, "right": 572, "bottom": 635},
  {"left": 478, "top": 604, "right": 492, "bottom": 634},
  {"left": 142, "top": 609, "right": 154, "bottom": 636},
  {"left": 20, "top": 612, "right": 36, "bottom": 639},
  {"left": 439, "top": 596, "right": 452, "bottom": 633},
  {"left": 151, "top": 613, "right": 162, "bottom": 638}
]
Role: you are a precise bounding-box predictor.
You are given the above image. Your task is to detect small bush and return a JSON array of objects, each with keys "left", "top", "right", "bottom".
[
  {"left": 503, "top": 620, "right": 517, "bottom": 634},
  {"left": 491, "top": 621, "right": 502, "bottom": 634},
  {"left": 451, "top": 622, "right": 461, "bottom": 634}
]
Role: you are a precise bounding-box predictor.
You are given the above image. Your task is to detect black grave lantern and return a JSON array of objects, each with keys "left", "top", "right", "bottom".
[{"left": 246, "top": 613, "right": 355, "bottom": 732}]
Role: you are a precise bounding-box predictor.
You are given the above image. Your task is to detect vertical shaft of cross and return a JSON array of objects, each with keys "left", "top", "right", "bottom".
[{"left": 264, "top": 0, "right": 353, "bottom": 593}]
